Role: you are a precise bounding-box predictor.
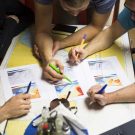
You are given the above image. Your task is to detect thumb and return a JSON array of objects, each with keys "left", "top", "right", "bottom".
[
  {"left": 22, "top": 94, "right": 31, "bottom": 100},
  {"left": 78, "top": 49, "right": 87, "bottom": 60}
]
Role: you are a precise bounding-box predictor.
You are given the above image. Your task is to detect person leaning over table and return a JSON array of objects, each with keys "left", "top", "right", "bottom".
[
  {"left": 0, "top": 0, "right": 34, "bottom": 62},
  {"left": 34, "top": 0, "right": 116, "bottom": 83},
  {"left": 0, "top": 94, "right": 31, "bottom": 123},
  {"left": 68, "top": 0, "right": 135, "bottom": 106}
]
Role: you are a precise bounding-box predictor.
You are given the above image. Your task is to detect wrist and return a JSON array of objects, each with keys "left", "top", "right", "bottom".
[
  {"left": 105, "top": 93, "right": 115, "bottom": 105},
  {"left": 0, "top": 105, "right": 9, "bottom": 121}
]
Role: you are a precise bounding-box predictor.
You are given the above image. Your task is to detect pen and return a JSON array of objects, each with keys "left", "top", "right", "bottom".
[
  {"left": 66, "top": 91, "right": 71, "bottom": 100},
  {"left": 76, "top": 34, "right": 87, "bottom": 61},
  {"left": 97, "top": 84, "right": 107, "bottom": 94},
  {"left": 49, "top": 63, "right": 72, "bottom": 83},
  {"left": 25, "top": 81, "right": 32, "bottom": 94}
]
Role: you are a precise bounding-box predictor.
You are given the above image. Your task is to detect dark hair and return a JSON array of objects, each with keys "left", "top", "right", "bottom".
[{"left": 63, "top": 0, "right": 87, "bottom": 7}]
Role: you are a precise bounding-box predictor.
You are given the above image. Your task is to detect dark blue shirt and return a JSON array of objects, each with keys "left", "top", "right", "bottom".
[{"left": 35, "top": 0, "right": 116, "bottom": 14}]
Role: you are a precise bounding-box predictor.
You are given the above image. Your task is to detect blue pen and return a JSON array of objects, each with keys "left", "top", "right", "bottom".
[
  {"left": 25, "top": 81, "right": 32, "bottom": 94},
  {"left": 97, "top": 84, "right": 107, "bottom": 94}
]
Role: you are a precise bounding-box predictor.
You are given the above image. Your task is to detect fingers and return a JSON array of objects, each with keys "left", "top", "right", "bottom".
[
  {"left": 55, "top": 60, "right": 64, "bottom": 74},
  {"left": 43, "top": 70, "right": 62, "bottom": 82},
  {"left": 43, "top": 59, "right": 64, "bottom": 82},
  {"left": 14, "top": 94, "right": 31, "bottom": 105},
  {"left": 87, "top": 84, "right": 102, "bottom": 105},
  {"left": 22, "top": 94, "right": 31, "bottom": 100},
  {"left": 69, "top": 48, "right": 85, "bottom": 64},
  {"left": 21, "top": 105, "right": 31, "bottom": 110}
]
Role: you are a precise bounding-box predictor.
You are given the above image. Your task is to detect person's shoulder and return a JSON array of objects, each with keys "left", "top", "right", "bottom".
[
  {"left": 92, "top": 0, "right": 116, "bottom": 5},
  {"left": 35, "top": 0, "right": 53, "bottom": 4},
  {"left": 90, "top": 0, "right": 116, "bottom": 14},
  {"left": 118, "top": 7, "right": 135, "bottom": 30}
]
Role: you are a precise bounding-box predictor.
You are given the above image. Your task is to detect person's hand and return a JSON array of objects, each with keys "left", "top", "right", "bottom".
[
  {"left": 2, "top": 94, "right": 31, "bottom": 119},
  {"left": 33, "top": 40, "right": 60, "bottom": 60},
  {"left": 42, "top": 59, "right": 64, "bottom": 83},
  {"left": 68, "top": 47, "right": 87, "bottom": 64},
  {"left": 87, "top": 84, "right": 109, "bottom": 106}
]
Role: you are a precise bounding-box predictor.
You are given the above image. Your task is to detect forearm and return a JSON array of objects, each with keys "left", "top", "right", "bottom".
[
  {"left": 35, "top": 32, "right": 53, "bottom": 62},
  {"left": 59, "top": 25, "right": 102, "bottom": 49},
  {"left": 34, "top": 2, "right": 53, "bottom": 62},
  {"left": 107, "top": 83, "right": 135, "bottom": 104},
  {"left": 84, "top": 21, "right": 127, "bottom": 56},
  {"left": 84, "top": 27, "right": 114, "bottom": 56}
]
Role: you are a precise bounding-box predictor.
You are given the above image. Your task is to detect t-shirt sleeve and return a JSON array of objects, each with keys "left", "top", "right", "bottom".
[
  {"left": 118, "top": 7, "right": 135, "bottom": 30},
  {"left": 35, "top": 0, "right": 53, "bottom": 4},
  {"left": 90, "top": 0, "right": 116, "bottom": 14}
]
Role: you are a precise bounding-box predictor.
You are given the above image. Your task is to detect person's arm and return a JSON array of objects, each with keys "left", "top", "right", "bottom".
[
  {"left": 87, "top": 83, "right": 135, "bottom": 106},
  {"left": 0, "top": 94, "right": 31, "bottom": 123},
  {"left": 68, "top": 21, "right": 127, "bottom": 64},
  {"left": 53, "top": 10, "right": 112, "bottom": 53},
  {"left": 34, "top": 1, "right": 64, "bottom": 82},
  {"left": 107, "top": 84, "right": 135, "bottom": 104},
  {"left": 84, "top": 21, "right": 127, "bottom": 57},
  {"left": 34, "top": 1, "right": 53, "bottom": 62}
]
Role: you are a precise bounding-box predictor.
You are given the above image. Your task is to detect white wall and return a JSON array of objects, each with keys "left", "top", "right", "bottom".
[{"left": 106, "top": 0, "right": 125, "bottom": 26}]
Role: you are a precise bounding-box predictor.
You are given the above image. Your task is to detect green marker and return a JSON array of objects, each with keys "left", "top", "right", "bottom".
[{"left": 49, "top": 63, "right": 72, "bottom": 83}]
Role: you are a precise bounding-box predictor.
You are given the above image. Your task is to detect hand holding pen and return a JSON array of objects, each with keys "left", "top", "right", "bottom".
[
  {"left": 49, "top": 63, "right": 72, "bottom": 83},
  {"left": 87, "top": 84, "right": 108, "bottom": 106},
  {"left": 68, "top": 34, "right": 87, "bottom": 64},
  {"left": 43, "top": 59, "right": 64, "bottom": 83}
]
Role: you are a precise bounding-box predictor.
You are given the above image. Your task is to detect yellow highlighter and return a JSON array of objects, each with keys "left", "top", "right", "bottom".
[
  {"left": 49, "top": 63, "right": 72, "bottom": 83},
  {"left": 76, "top": 34, "right": 87, "bottom": 59}
]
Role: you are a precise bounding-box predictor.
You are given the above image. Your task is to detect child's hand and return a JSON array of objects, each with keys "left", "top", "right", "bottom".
[{"left": 68, "top": 47, "right": 87, "bottom": 64}]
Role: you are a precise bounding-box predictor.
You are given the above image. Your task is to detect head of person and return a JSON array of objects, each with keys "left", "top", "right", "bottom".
[
  {"left": 125, "top": 0, "right": 135, "bottom": 20},
  {"left": 59, "top": 0, "right": 90, "bottom": 16}
]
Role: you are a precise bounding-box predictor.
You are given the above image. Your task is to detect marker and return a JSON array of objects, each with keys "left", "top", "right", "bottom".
[
  {"left": 25, "top": 81, "right": 32, "bottom": 94},
  {"left": 97, "top": 84, "right": 107, "bottom": 94},
  {"left": 49, "top": 63, "right": 72, "bottom": 83}
]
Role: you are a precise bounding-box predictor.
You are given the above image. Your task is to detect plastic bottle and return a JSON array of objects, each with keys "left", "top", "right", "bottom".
[{"left": 62, "top": 122, "right": 71, "bottom": 135}]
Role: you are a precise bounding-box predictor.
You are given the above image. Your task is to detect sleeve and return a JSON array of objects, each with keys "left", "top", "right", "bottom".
[
  {"left": 34, "top": 0, "right": 53, "bottom": 4},
  {"left": 90, "top": 0, "right": 116, "bottom": 14},
  {"left": 0, "top": 1, "right": 6, "bottom": 26},
  {"left": 118, "top": 7, "right": 135, "bottom": 30}
]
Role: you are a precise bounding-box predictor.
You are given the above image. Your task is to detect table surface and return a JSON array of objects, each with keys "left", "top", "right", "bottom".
[{"left": 0, "top": 26, "right": 135, "bottom": 135}]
